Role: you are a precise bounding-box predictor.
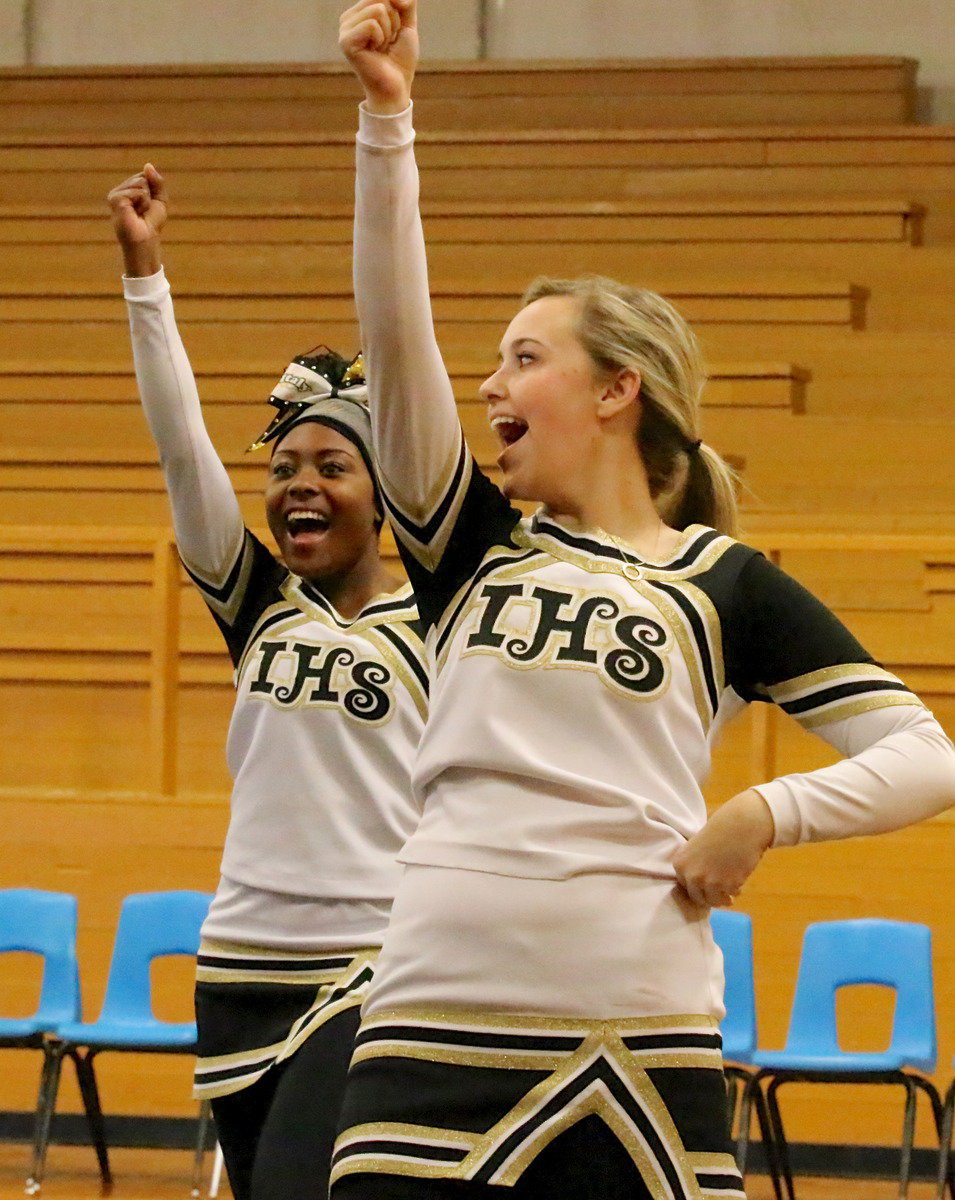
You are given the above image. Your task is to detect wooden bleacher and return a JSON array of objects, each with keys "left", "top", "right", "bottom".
[
  {"left": 0, "top": 57, "right": 919, "bottom": 134},
  {"left": 4, "top": 125, "right": 955, "bottom": 207},
  {"left": 0, "top": 198, "right": 927, "bottom": 248},
  {"left": 0, "top": 56, "right": 952, "bottom": 1148}
]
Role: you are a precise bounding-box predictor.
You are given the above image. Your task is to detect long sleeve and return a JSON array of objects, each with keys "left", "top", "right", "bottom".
[
  {"left": 124, "top": 268, "right": 244, "bottom": 585},
  {"left": 721, "top": 552, "right": 955, "bottom": 845},
  {"left": 354, "top": 104, "right": 464, "bottom": 566},
  {"left": 756, "top": 703, "right": 955, "bottom": 845},
  {"left": 354, "top": 104, "right": 520, "bottom": 627}
]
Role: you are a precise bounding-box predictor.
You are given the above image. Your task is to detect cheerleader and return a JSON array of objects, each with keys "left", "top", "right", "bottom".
[
  {"left": 107, "top": 166, "right": 426, "bottom": 1200},
  {"left": 332, "top": 3, "right": 955, "bottom": 1198}
]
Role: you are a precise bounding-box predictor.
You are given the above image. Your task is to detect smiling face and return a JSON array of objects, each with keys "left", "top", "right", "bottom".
[
  {"left": 264, "top": 420, "right": 380, "bottom": 586},
  {"left": 479, "top": 294, "right": 612, "bottom": 508}
]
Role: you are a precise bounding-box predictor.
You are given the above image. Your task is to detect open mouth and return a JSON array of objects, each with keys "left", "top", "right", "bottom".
[
  {"left": 490, "top": 415, "right": 528, "bottom": 449},
  {"left": 285, "top": 509, "right": 330, "bottom": 537}
]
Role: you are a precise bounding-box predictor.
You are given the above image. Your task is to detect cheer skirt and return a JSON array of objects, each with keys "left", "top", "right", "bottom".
[
  {"left": 331, "top": 1008, "right": 745, "bottom": 1198},
  {"left": 193, "top": 939, "right": 378, "bottom": 1100}
]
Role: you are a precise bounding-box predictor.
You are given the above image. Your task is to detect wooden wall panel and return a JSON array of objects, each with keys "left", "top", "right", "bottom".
[{"left": 0, "top": 682, "right": 151, "bottom": 790}]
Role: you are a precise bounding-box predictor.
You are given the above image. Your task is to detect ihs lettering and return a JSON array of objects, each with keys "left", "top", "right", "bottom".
[
  {"left": 249, "top": 641, "right": 393, "bottom": 722},
  {"left": 465, "top": 582, "right": 670, "bottom": 696}
]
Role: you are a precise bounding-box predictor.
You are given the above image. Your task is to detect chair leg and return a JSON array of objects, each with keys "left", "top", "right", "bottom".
[
  {"left": 25, "top": 1039, "right": 66, "bottom": 1195},
  {"left": 191, "top": 1100, "right": 212, "bottom": 1199},
  {"left": 898, "top": 1077, "right": 918, "bottom": 1200},
  {"left": 750, "top": 1078, "right": 784, "bottom": 1200},
  {"left": 764, "top": 1077, "right": 797, "bottom": 1200},
  {"left": 735, "top": 1074, "right": 754, "bottom": 1176},
  {"left": 724, "top": 1072, "right": 740, "bottom": 1139},
  {"left": 71, "top": 1050, "right": 113, "bottom": 1196},
  {"left": 937, "top": 1082, "right": 955, "bottom": 1200},
  {"left": 726, "top": 1067, "right": 783, "bottom": 1200}
]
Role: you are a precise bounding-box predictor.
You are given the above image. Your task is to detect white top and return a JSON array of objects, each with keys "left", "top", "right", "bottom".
[
  {"left": 125, "top": 270, "right": 427, "bottom": 951},
  {"left": 352, "top": 104, "right": 955, "bottom": 1015}
]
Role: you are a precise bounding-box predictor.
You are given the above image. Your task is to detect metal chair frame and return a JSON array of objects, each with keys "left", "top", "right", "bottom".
[
  {"left": 935, "top": 1070, "right": 955, "bottom": 1200},
  {"left": 748, "top": 918, "right": 946, "bottom": 1200},
  {"left": 28, "top": 891, "right": 213, "bottom": 1197},
  {"left": 0, "top": 888, "right": 110, "bottom": 1193}
]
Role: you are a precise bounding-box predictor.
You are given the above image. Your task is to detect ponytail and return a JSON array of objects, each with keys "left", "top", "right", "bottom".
[{"left": 667, "top": 443, "right": 739, "bottom": 537}]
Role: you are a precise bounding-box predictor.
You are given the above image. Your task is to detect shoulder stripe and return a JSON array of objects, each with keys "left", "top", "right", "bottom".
[
  {"left": 661, "top": 527, "right": 725, "bottom": 573},
  {"left": 798, "top": 690, "right": 925, "bottom": 730},
  {"left": 649, "top": 580, "right": 722, "bottom": 717},
  {"left": 383, "top": 437, "right": 473, "bottom": 571},
  {"left": 755, "top": 664, "right": 925, "bottom": 729},
  {"left": 182, "top": 529, "right": 257, "bottom": 628},
  {"left": 234, "top": 604, "right": 307, "bottom": 681},
  {"left": 780, "top": 677, "right": 910, "bottom": 717},
  {"left": 757, "top": 663, "right": 911, "bottom": 705},
  {"left": 377, "top": 622, "right": 430, "bottom": 697}
]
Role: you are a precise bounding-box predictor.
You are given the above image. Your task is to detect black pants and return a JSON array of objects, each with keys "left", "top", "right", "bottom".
[
  {"left": 332, "top": 1115, "right": 655, "bottom": 1200},
  {"left": 211, "top": 1006, "right": 361, "bottom": 1200}
]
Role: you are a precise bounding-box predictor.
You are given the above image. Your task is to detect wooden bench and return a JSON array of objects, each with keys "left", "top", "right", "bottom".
[
  {"left": 0, "top": 357, "right": 805, "bottom": 527},
  {"left": 0, "top": 241, "right": 869, "bottom": 328},
  {"left": 0, "top": 57, "right": 919, "bottom": 135},
  {"left": 1, "top": 126, "right": 952, "bottom": 207},
  {"left": 0, "top": 198, "right": 925, "bottom": 245}
]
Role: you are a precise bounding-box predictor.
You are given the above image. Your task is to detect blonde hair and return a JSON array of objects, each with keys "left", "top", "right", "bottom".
[{"left": 521, "top": 275, "right": 738, "bottom": 536}]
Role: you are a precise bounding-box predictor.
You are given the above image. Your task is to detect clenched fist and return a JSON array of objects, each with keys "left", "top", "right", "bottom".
[
  {"left": 672, "top": 788, "right": 775, "bottom": 908},
  {"left": 339, "top": 0, "right": 418, "bottom": 114},
  {"left": 107, "top": 164, "right": 168, "bottom": 278}
]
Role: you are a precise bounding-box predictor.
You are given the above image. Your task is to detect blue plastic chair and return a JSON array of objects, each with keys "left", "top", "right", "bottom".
[
  {"left": 0, "top": 889, "right": 81, "bottom": 1042},
  {"left": 0, "top": 889, "right": 109, "bottom": 1194},
  {"left": 712, "top": 909, "right": 758, "bottom": 1066},
  {"left": 711, "top": 909, "right": 782, "bottom": 1199},
  {"left": 750, "top": 919, "right": 945, "bottom": 1200},
  {"left": 30, "top": 891, "right": 214, "bottom": 1196}
]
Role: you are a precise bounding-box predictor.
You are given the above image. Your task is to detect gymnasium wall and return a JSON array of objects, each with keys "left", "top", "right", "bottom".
[
  {"left": 0, "top": 46, "right": 953, "bottom": 1162},
  {"left": 1, "top": 1, "right": 955, "bottom": 121}
]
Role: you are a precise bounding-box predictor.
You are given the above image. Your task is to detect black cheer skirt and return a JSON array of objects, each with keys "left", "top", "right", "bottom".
[
  {"left": 193, "top": 939, "right": 378, "bottom": 1100},
  {"left": 331, "top": 1008, "right": 745, "bottom": 1199}
]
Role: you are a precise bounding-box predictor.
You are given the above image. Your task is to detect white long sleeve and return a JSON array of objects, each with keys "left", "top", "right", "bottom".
[
  {"left": 756, "top": 703, "right": 955, "bottom": 846},
  {"left": 354, "top": 103, "right": 470, "bottom": 569},
  {"left": 124, "top": 268, "right": 244, "bottom": 584}
]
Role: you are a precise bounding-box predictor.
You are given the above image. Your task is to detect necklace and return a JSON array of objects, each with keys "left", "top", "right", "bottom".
[
  {"left": 603, "top": 517, "right": 677, "bottom": 583},
  {"left": 605, "top": 531, "right": 646, "bottom": 583}
]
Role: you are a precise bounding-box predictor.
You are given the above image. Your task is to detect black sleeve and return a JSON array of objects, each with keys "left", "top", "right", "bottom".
[
  {"left": 182, "top": 529, "right": 288, "bottom": 668},
  {"left": 723, "top": 553, "right": 912, "bottom": 722},
  {"left": 393, "top": 458, "right": 522, "bottom": 631}
]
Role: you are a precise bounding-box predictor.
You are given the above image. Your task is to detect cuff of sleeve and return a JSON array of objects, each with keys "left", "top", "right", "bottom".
[
  {"left": 123, "top": 266, "right": 169, "bottom": 302},
  {"left": 752, "top": 778, "right": 803, "bottom": 847},
  {"left": 358, "top": 101, "right": 414, "bottom": 149}
]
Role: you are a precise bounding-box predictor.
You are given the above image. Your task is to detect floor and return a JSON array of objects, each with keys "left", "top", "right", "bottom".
[{"left": 0, "top": 1143, "right": 945, "bottom": 1200}]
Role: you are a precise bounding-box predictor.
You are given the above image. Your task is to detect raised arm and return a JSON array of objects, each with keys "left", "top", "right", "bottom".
[
  {"left": 108, "top": 166, "right": 245, "bottom": 585},
  {"left": 340, "top": 0, "right": 479, "bottom": 577}
]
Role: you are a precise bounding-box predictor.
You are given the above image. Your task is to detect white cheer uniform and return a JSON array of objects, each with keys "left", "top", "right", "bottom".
[
  {"left": 124, "top": 270, "right": 427, "bottom": 1099},
  {"left": 351, "top": 104, "right": 955, "bottom": 1022},
  {"left": 327, "top": 102, "right": 955, "bottom": 1198}
]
